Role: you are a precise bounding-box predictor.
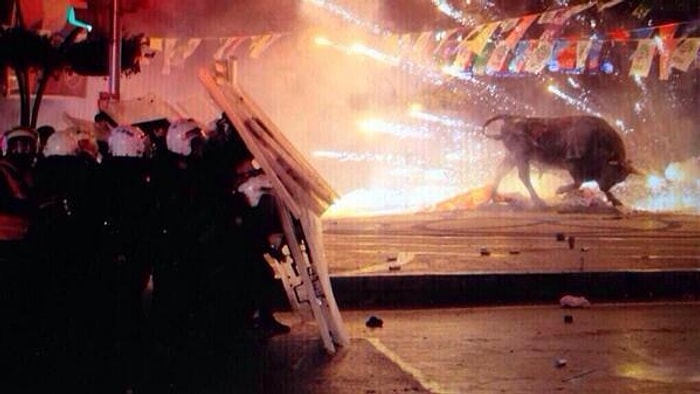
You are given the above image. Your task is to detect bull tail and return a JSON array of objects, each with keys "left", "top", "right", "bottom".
[{"left": 481, "top": 114, "right": 512, "bottom": 140}]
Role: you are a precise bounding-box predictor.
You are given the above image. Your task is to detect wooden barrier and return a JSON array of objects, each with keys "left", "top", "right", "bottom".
[{"left": 198, "top": 67, "right": 348, "bottom": 353}]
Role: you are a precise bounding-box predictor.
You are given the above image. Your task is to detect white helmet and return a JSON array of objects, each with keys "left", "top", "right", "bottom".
[
  {"left": 108, "top": 125, "right": 146, "bottom": 157},
  {"left": 2, "top": 126, "right": 38, "bottom": 156},
  {"left": 166, "top": 118, "right": 204, "bottom": 156},
  {"left": 43, "top": 130, "right": 79, "bottom": 157}
]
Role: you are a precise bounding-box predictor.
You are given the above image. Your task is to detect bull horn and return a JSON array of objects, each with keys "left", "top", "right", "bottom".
[
  {"left": 624, "top": 161, "right": 644, "bottom": 176},
  {"left": 481, "top": 114, "right": 510, "bottom": 139}
]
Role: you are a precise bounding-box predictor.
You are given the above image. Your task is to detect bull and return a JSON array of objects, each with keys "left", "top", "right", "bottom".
[{"left": 482, "top": 114, "right": 640, "bottom": 207}]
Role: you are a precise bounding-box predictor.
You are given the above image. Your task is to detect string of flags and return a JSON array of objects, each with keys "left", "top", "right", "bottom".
[
  {"left": 142, "top": 1, "right": 699, "bottom": 81},
  {"left": 402, "top": 5, "right": 700, "bottom": 80},
  {"left": 146, "top": 33, "right": 287, "bottom": 75}
]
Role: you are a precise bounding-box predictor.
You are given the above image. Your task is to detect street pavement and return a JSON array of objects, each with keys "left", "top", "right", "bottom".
[
  {"left": 69, "top": 302, "right": 693, "bottom": 393},
  {"left": 5, "top": 208, "right": 698, "bottom": 392}
]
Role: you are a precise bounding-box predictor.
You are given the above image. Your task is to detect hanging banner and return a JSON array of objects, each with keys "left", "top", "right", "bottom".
[
  {"left": 509, "top": 40, "right": 533, "bottom": 73},
  {"left": 162, "top": 38, "right": 202, "bottom": 75},
  {"left": 471, "top": 43, "right": 494, "bottom": 75},
  {"left": 576, "top": 40, "right": 593, "bottom": 70},
  {"left": 524, "top": 40, "right": 553, "bottom": 73},
  {"left": 213, "top": 36, "right": 248, "bottom": 60},
  {"left": 657, "top": 25, "right": 678, "bottom": 80},
  {"left": 451, "top": 39, "right": 474, "bottom": 70},
  {"left": 586, "top": 40, "right": 604, "bottom": 70},
  {"left": 538, "top": 9, "right": 562, "bottom": 25},
  {"left": 499, "top": 17, "right": 520, "bottom": 35},
  {"left": 551, "top": 40, "right": 576, "bottom": 71},
  {"left": 433, "top": 28, "right": 462, "bottom": 58},
  {"left": 670, "top": 38, "right": 700, "bottom": 72},
  {"left": 629, "top": 39, "right": 656, "bottom": 77},
  {"left": 467, "top": 22, "right": 499, "bottom": 56},
  {"left": 504, "top": 14, "right": 537, "bottom": 49},
  {"left": 486, "top": 42, "right": 511, "bottom": 73},
  {"left": 249, "top": 34, "right": 281, "bottom": 59}
]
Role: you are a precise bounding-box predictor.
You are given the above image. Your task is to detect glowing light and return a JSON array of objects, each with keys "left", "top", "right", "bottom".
[
  {"left": 646, "top": 174, "right": 666, "bottom": 191},
  {"left": 357, "top": 118, "right": 431, "bottom": 139},
  {"left": 664, "top": 163, "right": 683, "bottom": 182},
  {"left": 305, "top": 0, "right": 386, "bottom": 35},
  {"left": 314, "top": 36, "right": 332, "bottom": 46},
  {"left": 547, "top": 83, "right": 602, "bottom": 117},
  {"left": 430, "top": 0, "right": 478, "bottom": 27}
]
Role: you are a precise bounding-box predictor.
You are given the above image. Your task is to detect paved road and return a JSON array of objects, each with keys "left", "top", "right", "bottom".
[
  {"left": 270, "top": 302, "right": 700, "bottom": 393},
  {"left": 322, "top": 208, "right": 700, "bottom": 275}
]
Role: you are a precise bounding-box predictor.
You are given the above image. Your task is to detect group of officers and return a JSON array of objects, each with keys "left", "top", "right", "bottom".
[{"left": 0, "top": 112, "right": 291, "bottom": 384}]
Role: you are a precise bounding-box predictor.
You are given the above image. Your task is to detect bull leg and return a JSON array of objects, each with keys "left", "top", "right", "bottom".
[
  {"left": 604, "top": 191, "right": 623, "bottom": 206},
  {"left": 517, "top": 163, "right": 546, "bottom": 207},
  {"left": 599, "top": 179, "right": 624, "bottom": 206},
  {"left": 490, "top": 158, "right": 515, "bottom": 202}
]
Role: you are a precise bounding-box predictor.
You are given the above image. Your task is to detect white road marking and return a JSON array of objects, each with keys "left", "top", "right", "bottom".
[{"left": 365, "top": 337, "right": 452, "bottom": 394}]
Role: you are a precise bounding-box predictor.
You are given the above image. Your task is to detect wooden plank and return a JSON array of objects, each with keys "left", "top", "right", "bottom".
[
  {"left": 229, "top": 82, "right": 339, "bottom": 204},
  {"left": 247, "top": 117, "right": 335, "bottom": 209},
  {"left": 276, "top": 201, "right": 336, "bottom": 354},
  {"left": 300, "top": 209, "right": 350, "bottom": 347},
  {"left": 245, "top": 119, "right": 329, "bottom": 215},
  {"left": 219, "top": 85, "right": 334, "bottom": 209},
  {"left": 199, "top": 69, "right": 303, "bottom": 218}
]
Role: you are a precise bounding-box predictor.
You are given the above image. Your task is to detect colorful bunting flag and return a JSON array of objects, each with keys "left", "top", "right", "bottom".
[
  {"left": 249, "top": 34, "right": 281, "bottom": 59},
  {"left": 670, "top": 38, "right": 700, "bottom": 72},
  {"left": 162, "top": 38, "right": 202, "bottom": 75},
  {"left": 550, "top": 40, "right": 576, "bottom": 71},
  {"left": 472, "top": 43, "right": 494, "bottom": 75},
  {"left": 504, "top": 15, "right": 537, "bottom": 49},
  {"left": 486, "top": 42, "right": 511, "bottom": 73},
  {"left": 657, "top": 24, "right": 678, "bottom": 80},
  {"left": 499, "top": 18, "right": 519, "bottom": 35},
  {"left": 576, "top": 40, "right": 593, "bottom": 70},
  {"left": 524, "top": 40, "right": 553, "bottom": 73},
  {"left": 452, "top": 40, "right": 474, "bottom": 71},
  {"left": 509, "top": 41, "right": 533, "bottom": 73},
  {"left": 629, "top": 39, "right": 656, "bottom": 77},
  {"left": 586, "top": 40, "right": 604, "bottom": 70},
  {"left": 467, "top": 22, "right": 499, "bottom": 56},
  {"left": 213, "top": 36, "right": 247, "bottom": 60}
]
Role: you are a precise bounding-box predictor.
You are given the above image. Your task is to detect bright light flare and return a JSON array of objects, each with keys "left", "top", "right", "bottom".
[{"left": 314, "top": 36, "right": 332, "bottom": 46}]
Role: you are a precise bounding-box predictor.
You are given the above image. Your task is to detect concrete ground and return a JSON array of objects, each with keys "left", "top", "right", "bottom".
[
  {"left": 268, "top": 302, "right": 700, "bottom": 394},
  {"left": 5, "top": 209, "right": 697, "bottom": 392},
  {"left": 16, "top": 302, "right": 694, "bottom": 393}
]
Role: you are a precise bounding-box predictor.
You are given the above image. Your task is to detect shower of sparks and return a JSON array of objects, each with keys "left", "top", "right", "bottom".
[
  {"left": 358, "top": 117, "right": 433, "bottom": 139},
  {"left": 304, "top": 0, "right": 386, "bottom": 35},
  {"left": 408, "top": 105, "right": 479, "bottom": 131},
  {"left": 304, "top": 0, "right": 698, "bottom": 217},
  {"left": 547, "top": 83, "right": 602, "bottom": 117},
  {"left": 431, "top": 0, "right": 478, "bottom": 27}
]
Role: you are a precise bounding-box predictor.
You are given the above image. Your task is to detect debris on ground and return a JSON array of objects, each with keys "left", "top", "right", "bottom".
[
  {"left": 366, "top": 316, "right": 384, "bottom": 328},
  {"left": 559, "top": 295, "right": 591, "bottom": 308},
  {"left": 480, "top": 248, "right": 491, "bottom": 256},
  {"left": 556, "top": 232, "right": 566, "bottom": 241},
  {"left": 555, "top": 358, "right": 568, "bottom": 368}
]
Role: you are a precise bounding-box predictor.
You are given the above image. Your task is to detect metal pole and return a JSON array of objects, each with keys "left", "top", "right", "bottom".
[{"left": 108, "top": 0, "right": 121, "bottom": 99}]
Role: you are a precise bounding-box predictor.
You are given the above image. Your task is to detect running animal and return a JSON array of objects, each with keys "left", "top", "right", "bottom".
[{"left": 482, "top": 114, "right": 640, "bottom": 207}]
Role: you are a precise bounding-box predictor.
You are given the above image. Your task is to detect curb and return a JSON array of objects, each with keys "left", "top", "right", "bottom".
[{"left": 326, "top": 270, "right": 700, "bottom": 309}]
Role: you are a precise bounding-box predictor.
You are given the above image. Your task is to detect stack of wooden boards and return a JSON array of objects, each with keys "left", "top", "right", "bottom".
[{"left": 198, "top": 68, "right": 349, "bottom": 354}]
